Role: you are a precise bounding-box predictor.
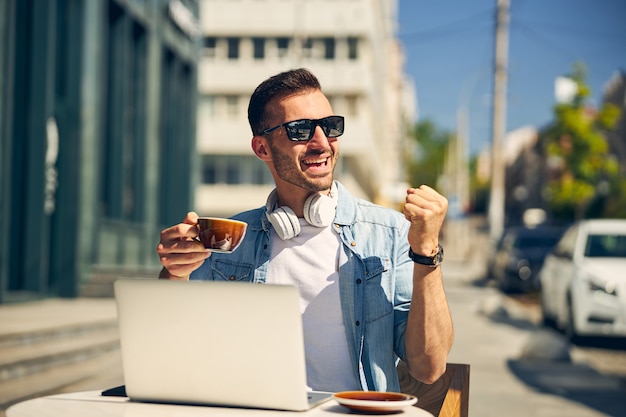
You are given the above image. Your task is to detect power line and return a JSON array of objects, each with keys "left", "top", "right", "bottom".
[
  {"left": 512, "top": 21, "right": 582, "bottom": 62},
  {"left": 399, "top": 8, "right": 494, "bottom": 43},
  {"left": 513, "top": 19, "right": 626, "bottom": 43}
]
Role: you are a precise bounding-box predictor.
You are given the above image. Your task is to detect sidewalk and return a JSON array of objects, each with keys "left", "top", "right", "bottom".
[{"left": 442, "top": 255, "right": 626, "bottom": 417}]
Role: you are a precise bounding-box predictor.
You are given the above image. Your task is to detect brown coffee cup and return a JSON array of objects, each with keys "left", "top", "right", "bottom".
[{"left": 196, "top": 217, "right": 247, "bottom": 253}]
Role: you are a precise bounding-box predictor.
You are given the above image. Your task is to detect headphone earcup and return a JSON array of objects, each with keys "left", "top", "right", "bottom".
[
  {"left": 303, "top": 193, "right": 336, "bottom": 227},
  {"left": 266, "top": 206, "right": 301, "bottom": 240}
]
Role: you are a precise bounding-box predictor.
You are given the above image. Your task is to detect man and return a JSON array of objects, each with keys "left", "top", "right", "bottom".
[{"left": 157, "top": 68, "right": 453, "bottom": 393}]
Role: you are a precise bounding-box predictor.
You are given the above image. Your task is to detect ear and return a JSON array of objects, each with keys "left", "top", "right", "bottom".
[{"left": 251, "top": 136, "right": 272, "bottom": 161}]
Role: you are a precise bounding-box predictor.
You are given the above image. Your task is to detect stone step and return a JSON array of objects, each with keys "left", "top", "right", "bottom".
[
  {"left": 0, "top": 318, "right": 117, "bottom": 349},
  {"left": 0, "top": 306, "right": 125, "bottom": 415},
  {"left": 0, "top": 349, "right": 123, "bottom": 411},
  {"left": 0, "top": 298, "right": 122, "bottom": 416},
  {"left": 0, "top": 325, "right": 120, "bottom": 382}
]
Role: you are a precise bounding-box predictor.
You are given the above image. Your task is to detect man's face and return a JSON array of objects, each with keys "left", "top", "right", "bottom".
[{"left": 256, "top": 90, "right": 339, "bottom": 193}]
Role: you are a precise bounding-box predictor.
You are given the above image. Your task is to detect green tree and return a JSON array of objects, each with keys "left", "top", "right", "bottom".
[
  {"left": 405, "top": 119, "right": 451, "bottom": 189},
  {"left": 543, "top": 63, "right": 622, "bottom": 221}
]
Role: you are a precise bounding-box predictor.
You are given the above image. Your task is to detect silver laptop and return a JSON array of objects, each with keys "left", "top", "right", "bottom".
[{"left": 113, "top": 278, "right": 332, "bottom": 411}]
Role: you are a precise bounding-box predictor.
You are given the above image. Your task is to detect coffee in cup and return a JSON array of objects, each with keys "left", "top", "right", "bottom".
[{"left": 196, "top": 217, "right": 247, "bottom": 253}]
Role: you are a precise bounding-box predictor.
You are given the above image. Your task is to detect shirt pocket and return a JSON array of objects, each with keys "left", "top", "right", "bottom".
[
  {"left": 212, "top": 259, "right": 254, "bottom": 282},
  {"left": 362, "top": 257, "right": 393, "bottom": 323}
]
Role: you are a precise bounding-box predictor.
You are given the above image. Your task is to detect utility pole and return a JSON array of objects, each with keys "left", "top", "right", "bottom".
[{"left": 488, "top": 0, "right": 509, "bottom": 240}]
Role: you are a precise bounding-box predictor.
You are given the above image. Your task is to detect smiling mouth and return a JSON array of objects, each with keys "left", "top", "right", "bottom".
[{"left": 302, "top": 156, "right": 329, "bottom": 169}]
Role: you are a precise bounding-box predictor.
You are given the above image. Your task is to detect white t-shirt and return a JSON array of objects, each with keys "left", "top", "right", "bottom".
[{"left": 266, "top": 219, "right": 361, "bottom": 392}]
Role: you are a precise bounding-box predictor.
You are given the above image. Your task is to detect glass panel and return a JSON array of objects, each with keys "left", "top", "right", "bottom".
[
  {"left": 585, "top": 235, "right": 626, "bottom": 257},
  {"left": 225, "top": 95, "right": 239, "bottom": 117},
  {"left": 203, "top": 36, "right": 217, "bottom": 57},
  {"left": 227, "top": 37, "right": 240, "bottom": 59},
  {"left": 201, "top": 155, "right": 274, "bottom": 185},
  {"left": 277, "top": 37, "right": 289, "bottom": 57},
  {"left": 323, "top": 37, "right": 335, "bottom": 59},
  {"left": 252, "top": 37, "right": 265, "bottom": 59},
  {"left": 347, "top": 37, "right": 358, "bottom": 60}
]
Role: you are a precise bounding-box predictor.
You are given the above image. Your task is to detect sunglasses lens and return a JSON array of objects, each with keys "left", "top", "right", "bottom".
[
  {"left": 322, "top": 116, "right": 344, "bottom": 138},
  {"left": 285, "top": 120, "right": 314, "bottom": 141}
]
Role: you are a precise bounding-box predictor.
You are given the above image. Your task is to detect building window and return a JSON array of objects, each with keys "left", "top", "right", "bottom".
[
  {"left": 225, "top": 95, "right": 238, "bottom": 117},
  {"left": 347, "top": 37, "right": 358, "bottom": 60},
  {"left": 203, "top": 36, "right": 217, "bottom": 57},
  {"left": 323, "top": 37, "right": 335, "bottom": 60},
  {"left": 346, "top": 95, "right": 358, "bottom": 116},
  {"left": 199, "top": 94, "right": 216, "bottom": 119},
  {"left": 201, "top": 155, "right": 274, "bottom": 185},
  {"left": 252, "top": 37, "right": 265, "bottom": 59},
  {"left": 227, "top": 37, "right": 239, "bottom": 59},
  {"left": 302, "top": 37, "right": 314, "bottom": 58},
  {"left": 102, "top": 3, "right": 148, "bottom": 221},
  {"left": 276, "top": 37, "right": 289, "bottom": 58}
]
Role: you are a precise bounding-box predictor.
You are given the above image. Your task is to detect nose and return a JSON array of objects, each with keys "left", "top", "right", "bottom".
[{"left": 307, "top": 125, "right": 333, "bottom": 148}]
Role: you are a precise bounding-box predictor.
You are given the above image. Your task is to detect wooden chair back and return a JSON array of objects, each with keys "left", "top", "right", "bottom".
[{"left": 398, "top": 361, "right": 470, "bottom": 417}]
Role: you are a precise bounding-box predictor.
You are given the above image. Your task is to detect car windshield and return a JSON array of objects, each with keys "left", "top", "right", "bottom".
[{"left": 584, "top": 234, "right": 626, "bottom": 258}]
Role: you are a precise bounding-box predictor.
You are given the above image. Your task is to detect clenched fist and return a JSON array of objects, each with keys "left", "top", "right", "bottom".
[{"left": 403, "top": 185, "right": 448, "bottom": 257}]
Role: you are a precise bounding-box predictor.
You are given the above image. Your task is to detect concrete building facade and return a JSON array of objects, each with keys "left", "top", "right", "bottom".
[{"left": 195, "top": 0, "right": 416, "bottom": 217}]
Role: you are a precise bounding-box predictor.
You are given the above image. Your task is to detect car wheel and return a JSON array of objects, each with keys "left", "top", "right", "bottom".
[{"left": 565, "top": 294, "right": 580, "bottom": 343}]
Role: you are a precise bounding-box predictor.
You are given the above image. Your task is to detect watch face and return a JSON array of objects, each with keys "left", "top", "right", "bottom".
[{"left": 436, "top": 244, "right": 444, "bottom": 263}]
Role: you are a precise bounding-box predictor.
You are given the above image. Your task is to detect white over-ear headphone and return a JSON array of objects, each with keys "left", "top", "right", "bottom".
[{"left": 265, "top": 184, "right": 338, "bottom": 240}]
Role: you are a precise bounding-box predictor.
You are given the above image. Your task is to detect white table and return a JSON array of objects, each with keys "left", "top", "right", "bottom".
[{"left": 7, "top": 390, "right": 434, "bottom": 417}]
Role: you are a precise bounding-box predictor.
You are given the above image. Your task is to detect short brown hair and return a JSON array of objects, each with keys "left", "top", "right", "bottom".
[{"left": 247, "top": 68, "right": 321, "bottom": 136}]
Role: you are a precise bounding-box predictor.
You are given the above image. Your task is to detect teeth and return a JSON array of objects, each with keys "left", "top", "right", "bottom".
[{"left": 303, "top": 157, "right": 327, "bottom": 165}]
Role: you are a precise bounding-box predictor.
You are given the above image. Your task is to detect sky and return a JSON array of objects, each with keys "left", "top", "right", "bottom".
[{"left": 397, "top": 0, "right": 626, "bottom": 156}]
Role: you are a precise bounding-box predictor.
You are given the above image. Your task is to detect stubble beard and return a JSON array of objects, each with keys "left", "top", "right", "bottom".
[{"left": 269, "top": 142, "right": 336, "bottom": 192}]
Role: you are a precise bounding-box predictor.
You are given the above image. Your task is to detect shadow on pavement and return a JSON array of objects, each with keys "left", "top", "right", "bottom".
[
  {"left": 507, "top": 359, "right": 626, "bottom": 417},
  {"left": 486, "top": 311, "right": 537, "bottom": 332},
  {"left": 473, "top": 283, "right": 626, "bottom": 416}
]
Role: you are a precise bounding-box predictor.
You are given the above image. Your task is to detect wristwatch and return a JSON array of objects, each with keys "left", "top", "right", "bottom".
[{"left": 408, "top": 243, "right": 444, "bottom": 267}]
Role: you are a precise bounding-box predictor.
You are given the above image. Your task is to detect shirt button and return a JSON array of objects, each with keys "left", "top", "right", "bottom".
[
  {"left": 229, "top": 275, "right": 236, "bottom": 281},
  {"left": 350, "top": 241, "right": 356, "bottom": 247},
  {"left": 355, "top": 321, "right": 360, "bottom": 326},
  {"left": 356, "top": 279, "right": 362, "bottom": 284}
]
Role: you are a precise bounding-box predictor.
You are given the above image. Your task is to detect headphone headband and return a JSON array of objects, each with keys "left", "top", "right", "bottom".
[{"left": 265, "top": 184, "right": 338, "bottom": 240}]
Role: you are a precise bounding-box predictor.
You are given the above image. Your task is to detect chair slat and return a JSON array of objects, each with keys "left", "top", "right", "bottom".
[{"left": 398, "top": 362, "right": 470, "bottom": 417}]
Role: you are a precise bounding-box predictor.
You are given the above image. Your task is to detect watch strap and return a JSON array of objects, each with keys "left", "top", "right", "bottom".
[{"left": 408, "top": 243, "right": 443, "bottom": 267}]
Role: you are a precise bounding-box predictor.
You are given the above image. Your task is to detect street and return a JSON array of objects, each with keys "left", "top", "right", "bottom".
[{"left": 442, "top": 232, "right": 626, "bottom": 417}]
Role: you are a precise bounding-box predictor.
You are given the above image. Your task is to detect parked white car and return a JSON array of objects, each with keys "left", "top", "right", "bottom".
[{"left": 539, "top": 219, "right": 626, "bottom": 340}]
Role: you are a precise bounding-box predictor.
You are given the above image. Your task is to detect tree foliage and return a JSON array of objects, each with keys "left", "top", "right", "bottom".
[
  {"left": 405, "top": 119, "right": 450, "bottom": 189},
  {"left": 543, "top": 63, "right": 622, "bottom": 221}
]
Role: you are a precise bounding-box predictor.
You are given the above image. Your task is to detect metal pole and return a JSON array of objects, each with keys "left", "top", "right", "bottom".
[{"left": 488, "top": 0, "right": 509, "bottom": 240}]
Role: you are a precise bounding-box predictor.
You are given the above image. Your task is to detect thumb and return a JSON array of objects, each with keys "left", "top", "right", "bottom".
[{"left": 184, "top": 211, "right": 199, "bottom": 225}]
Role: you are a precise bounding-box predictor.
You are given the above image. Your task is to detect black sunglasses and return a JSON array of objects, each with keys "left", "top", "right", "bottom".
[{"left": 261, "top": 116, "right": 345, "bottom": 141}]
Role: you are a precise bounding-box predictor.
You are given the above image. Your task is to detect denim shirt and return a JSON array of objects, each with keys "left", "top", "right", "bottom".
[{"left": 191, "top": 181, "right": 414, "bottom": 392}]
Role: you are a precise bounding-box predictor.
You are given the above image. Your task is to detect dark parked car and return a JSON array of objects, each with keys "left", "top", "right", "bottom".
[{"left": 488, "top": 226, "right": 565, "bottom": 293}]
